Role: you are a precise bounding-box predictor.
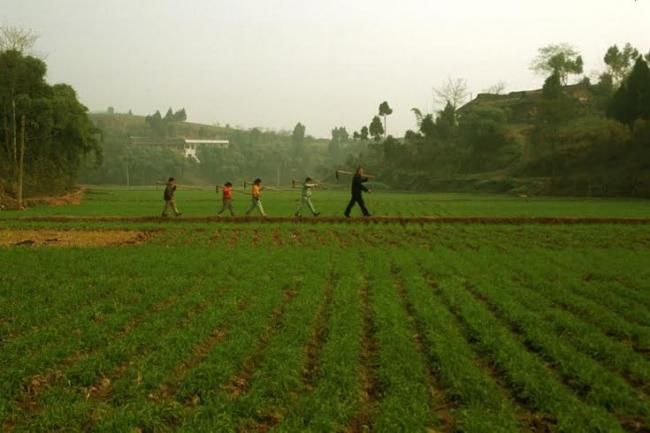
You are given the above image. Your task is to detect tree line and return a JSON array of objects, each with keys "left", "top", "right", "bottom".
[{"left": 0, "top": 26, "right": 100, "bottom": 208}]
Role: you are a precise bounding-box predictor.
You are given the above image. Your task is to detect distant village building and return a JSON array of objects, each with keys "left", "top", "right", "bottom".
[{"left": 128, "top": 137, "right": 229, "bottom": 163}]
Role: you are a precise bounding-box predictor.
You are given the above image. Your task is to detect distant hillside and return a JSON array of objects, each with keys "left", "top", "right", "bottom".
[
  {"left": 459, "top": 82, "right": 604, "bottom": 125},
  {"left": 90, "top": 113, "right": 231, "bottom": 139}
]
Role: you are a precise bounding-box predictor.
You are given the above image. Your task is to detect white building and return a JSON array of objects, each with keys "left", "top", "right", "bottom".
[
  {"left": 182, "top": 139, "right": 229, "bottom": 162},
  {"left": 129, "top": 137, "right": 230, "bottom": 163}
]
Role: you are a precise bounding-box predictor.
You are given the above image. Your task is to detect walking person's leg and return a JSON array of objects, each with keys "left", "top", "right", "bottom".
[
  {"left": 227, "top": 200, "right": 235, "bottom": 216},
  {"left": 344, "top": 196, "right": 357, "bottom": 217},
  {"left": 162, "top": 200, "right": 170, "bottom": 217},
  {"left": 256, "top": 199, "right": 266, "bottom": 216},
  {"left": 306, "top": 197, "right": 318, "bottom": 215},
  {"left": 245, "top": 198, "right": 257, "bottom": 215},
  {"left": 217, "top": 199, "right": 226, "bottom": 215},
  {"left": 171, "top": 198, "right": 181, "bottom": 216},
  {"left": 358, "top": 196, "right": 370, "bottom": 216},
  {"left": 295, "top": 197, "right": 304, "bottom": 216}
]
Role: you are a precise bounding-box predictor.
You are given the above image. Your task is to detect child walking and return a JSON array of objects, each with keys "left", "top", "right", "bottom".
[
  {"left": 245, "top": 178, "right": 266, "bottom": 216},
  {"left": 294, "top": 177, "right": 320, "bottom": 217},
  {"left": 161, "top": 177, "right": 182, "bottom": 217},
  {"left": 216, "top": 182, "right": 235, "bottom": 216}
]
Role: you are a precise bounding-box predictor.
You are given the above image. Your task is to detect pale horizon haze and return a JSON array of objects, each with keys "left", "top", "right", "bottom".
[{"left": 2, "top": 0, "right": 649, "bottom": 138}]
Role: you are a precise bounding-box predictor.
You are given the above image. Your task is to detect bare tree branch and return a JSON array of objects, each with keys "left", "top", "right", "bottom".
[
  {"left": 434, "top": 77, "right": 469, "bottom": 109},
  {"left": 0, "top": 25, "right": 38, "bottom": 53}
]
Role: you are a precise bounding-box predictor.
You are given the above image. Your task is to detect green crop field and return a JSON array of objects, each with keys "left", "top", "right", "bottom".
[
  {"left": 3, "top": 186, "right": 650, "bottom": 219},
  {"left": 1, "top": 188, "right": 649, "bottom": 433}
]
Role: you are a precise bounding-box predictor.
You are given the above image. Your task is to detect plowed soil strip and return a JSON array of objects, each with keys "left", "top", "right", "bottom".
[
  {"left": 0, "top": 229, "right": 157, "bottom": 247},
  {"left": 345, "top": 272, "right": 379, "bottom": 433},
  {"left": 11, "top": 216, "right": 650, "bottom": 224}
]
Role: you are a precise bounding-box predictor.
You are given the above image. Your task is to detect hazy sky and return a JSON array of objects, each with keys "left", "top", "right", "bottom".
[{"left": 3, "top": 0, "right": 649, "bottom": 138}]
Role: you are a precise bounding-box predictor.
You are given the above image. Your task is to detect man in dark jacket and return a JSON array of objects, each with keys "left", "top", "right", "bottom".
[
  {"left": 162, "top": 177, "right": 182, "bottom": 217},
  {"left": 344, "top": 167, "right": 371, "bottom": 217}
]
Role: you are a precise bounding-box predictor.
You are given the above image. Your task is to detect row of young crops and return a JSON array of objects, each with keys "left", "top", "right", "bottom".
[{"left": 1, "top": 224, "right": 649, "bottom": 432}]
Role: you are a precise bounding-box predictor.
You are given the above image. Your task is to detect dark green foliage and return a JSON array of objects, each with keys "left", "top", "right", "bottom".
[
  {"left": 0, "top": 50, "right": 99, "bottom": 196},
  {"left": 369, "top": 115, "right": 384, "bottom": 141},
  {"left": 607, "top": 57, "right": 650, "bottom": 126},
  {"left": 359, "top": 126, "right": 369, "bottom": 141},
  {"left": 542, "top": 72, "right": 563, "bottom": 99},
  {"left": 378, "top": 101, "right": 393, "bottom": 137},
  {"left": 604, "top": 43, "right": 640, "bottom": 85},
  {"left": 459, "top": 106, "right": 510, "bottom": 170},
  {"left": 291, "top": 122, "right": 305, "bottom": 159}
]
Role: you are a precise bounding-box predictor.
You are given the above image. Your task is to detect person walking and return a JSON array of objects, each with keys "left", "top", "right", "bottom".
[
  {"left": 161, "top": 177, "right": 182, "bottom": 217},
  {"left": 245, "top": 178, "right": 266, "bottom": 216},
  {"left": 344, "top": 167, "right": 371, "bottom": 217},
  {"left": 216, "top": 182, "right": 235, "bottom": 216},
  {"left": 294, "top": 177, "right": 320, "bottom": 217}
]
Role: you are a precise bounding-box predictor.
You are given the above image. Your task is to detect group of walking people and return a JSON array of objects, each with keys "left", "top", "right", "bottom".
[{"left": 161, "top": 167, "right": 373, "bottom": 218}]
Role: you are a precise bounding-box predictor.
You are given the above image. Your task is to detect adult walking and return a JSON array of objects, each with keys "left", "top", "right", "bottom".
[{"left": 344, "top": 167, "right": 371, "bottom": 217}]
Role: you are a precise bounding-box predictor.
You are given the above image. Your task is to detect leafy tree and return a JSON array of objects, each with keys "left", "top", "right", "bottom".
[
  {"left": 0, "top": 49, "right": 100, "bottom": 204},
  {"left": 436, "top": 102, "right": 458, "bottom": 141},
  {"left": 459, "top": 106, "right": 508, "bottom": 159},
  {"left": 607, "top": 57, "right": 650, "bottom": 126},
  {"left": 604, "top": 43, "right": 640, "bottom": 85},
  {"left": 378, "top": 101, "right": 393, "bottom": 137},
  {"left": 411, "top": 107, "right": 424, "bottom": 127},
  {"left": 164, "top": 107, "right": 174, "bottom": 122},
  {"left": 369, "top": 116, "right": 384, "bottom": 141},
  {"left": 173, "top": 108, "right": 187, "bottom": 121},
  {"left": 419, "top": 114, "right": 436, "bottom": 142},
  {"left": 542, "top": 71, "right": 563, "bottom": 99},
  {"left": 531, "top": 43, "right": 583, "bottom": 85},
  {"left": 360, "top": 126, "right": 369, "bottom": 141},
  {"left": 291, "top": 122, "right": 306, "bottom": 159}
]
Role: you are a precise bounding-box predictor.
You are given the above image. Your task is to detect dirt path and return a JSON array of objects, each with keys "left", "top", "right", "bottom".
[{"left": 7, "top": 215, "right": 650, "bottom": 224}]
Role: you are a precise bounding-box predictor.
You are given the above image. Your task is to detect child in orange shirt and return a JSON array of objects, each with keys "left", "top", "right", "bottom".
[{"left": 245, "top": 178, "right": 266, "bottom": 216}]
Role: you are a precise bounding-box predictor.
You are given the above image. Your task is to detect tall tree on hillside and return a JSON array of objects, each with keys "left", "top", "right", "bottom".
[
  {"left": 607, "top": 57, "right": 650, "bottom": 126},
  {"left": 291, "top": 122, "right": 306, "bottom": 159},
  {"left": 369, "top": 116, "right": 384, "bottom": 141},
  {"left": 531, "top": 43, "right": 583, "bottom": 85},
  {"left": 164, "top": 107, "right": 174, "bottom": 122},
  {"left": 378, "top": 101, "right": 393, "bottom": 138},
  {"left": 604, "top": 43, "right": 640, "bottom": 85}
]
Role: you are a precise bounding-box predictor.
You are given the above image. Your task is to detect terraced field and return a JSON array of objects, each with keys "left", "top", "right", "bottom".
[{"left": 1, "top": 189, "right": 649, "bottom": 432}]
